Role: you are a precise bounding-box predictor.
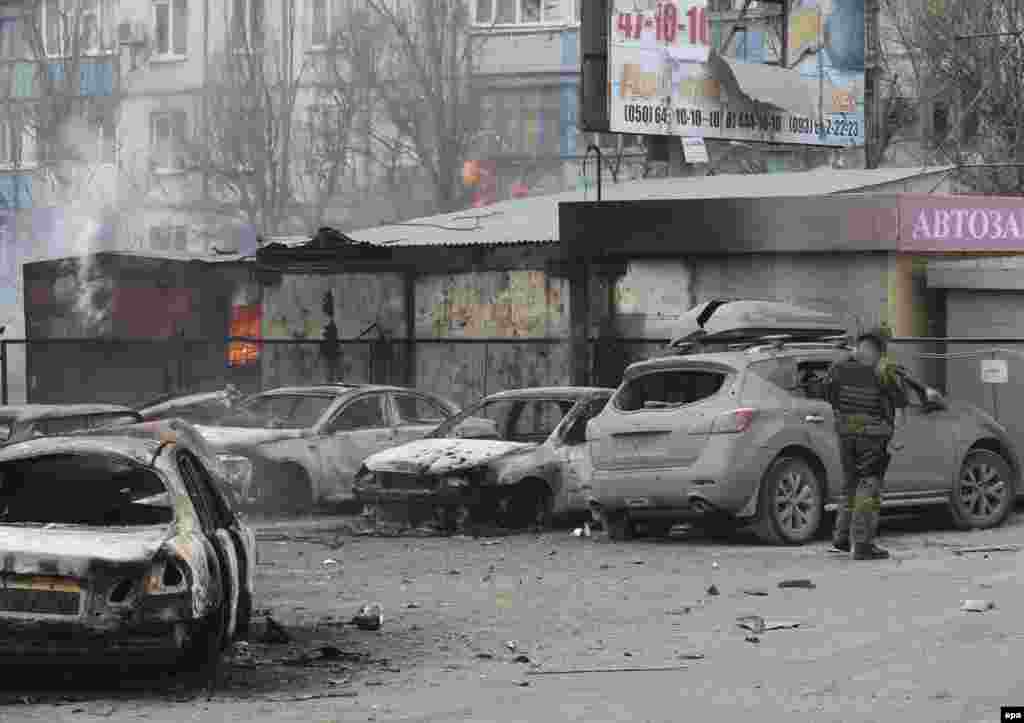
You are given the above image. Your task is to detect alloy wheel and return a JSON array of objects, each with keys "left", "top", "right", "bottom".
[
  {"left": 773, "top": 466, "right": 820, "bottom": 538},
  {"left": 958, "top": 459, "right": 1009, "bottom": 523}
]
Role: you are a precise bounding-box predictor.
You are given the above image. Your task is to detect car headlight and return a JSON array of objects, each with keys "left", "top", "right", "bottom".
[{"left": 218, "top": 454, "right": 253, "bottom": 491}]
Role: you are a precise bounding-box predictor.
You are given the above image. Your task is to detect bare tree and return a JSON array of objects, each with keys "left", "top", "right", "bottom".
[
  {"left": 360, "top": 0, "right": 484, "bottom": 214},
  {"left": 199, "top": 1, "right": 374, "bottom": 236},
  {"left": 886, "top": 0, "right": 1024, "bottom": 191}
]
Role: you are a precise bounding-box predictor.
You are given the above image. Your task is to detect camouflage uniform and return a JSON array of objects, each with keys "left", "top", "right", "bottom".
[{"left": 825, "top": 354, "right": 908, "bottom": 554}]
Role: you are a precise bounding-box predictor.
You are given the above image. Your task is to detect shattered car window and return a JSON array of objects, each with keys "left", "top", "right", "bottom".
[
  {"left": 510, "top": 400, "right": 574, "bottom": 442},
  {"left": 223, "top": 394, "right": 335, "bottom": 429},
  {"left": 433, "top": 399, "right": 521, "bottom": 441},
  {"left": 616, "top": 370, "right": 728, "bottom": 412},
  {"left": 0, "top": 454, "right": 173, "bottom": 526}
]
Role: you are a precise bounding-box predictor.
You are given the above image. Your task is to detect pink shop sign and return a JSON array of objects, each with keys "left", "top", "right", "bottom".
[{"left": 900, "top": 196, "right": 1024, "bottom": 252}]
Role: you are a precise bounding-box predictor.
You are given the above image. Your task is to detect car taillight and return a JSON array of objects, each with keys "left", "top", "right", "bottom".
[
  {"left": 710, "top": 408, "right": 757, "bottom": 434},
  {"left": 143, "top": 558, "right": 189, "bottom": 595}
]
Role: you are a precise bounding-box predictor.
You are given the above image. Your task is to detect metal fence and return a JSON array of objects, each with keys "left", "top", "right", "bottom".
[{"left": 3, "top": 336, "right": 1023, "bottom": 447}]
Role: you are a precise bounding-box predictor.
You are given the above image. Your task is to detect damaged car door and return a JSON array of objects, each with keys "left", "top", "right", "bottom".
[
  {"left": 390, "top": 393, "right": 451, "bottom": 446},
  {"left": 554, "top": 394, "right": 612, "bottom": 513},
  {"left": 319, "top": 393, "right": 397, "bottom": 500}
]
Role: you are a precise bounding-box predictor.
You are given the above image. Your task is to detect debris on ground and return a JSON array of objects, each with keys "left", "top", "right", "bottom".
[
  {"left": 961, "top": 599, "right": 996, "bottom": 612},
  {"left": 526, "top": 665, "right": 690, "bottom": 676},
  {"left": 261, "top": 691, "right": 359, "bottom": 703},
  {"left": 262, "top": 615, "right": 291, "bottom": 644},
  {"left": 406, "top": 602, "right": 421, "bottom": 609},
  {"left": 737, "top": 616, "right": 802, "bottom": 633},
  {"left": 505, "top": 641, "right": 518, "bottom": 652},
  {"left": 677, "top": 653, "right": 705, "bottom": 660},
  {"left": 517, "top": 681, "right": 531, "bottom": 687},
  {"left": 599, "top": 563, "right": 613, "bottom": 570},
  {"left": 711, "top": 562, "right": 720, "bottom": 570},
  {"left": 513, "top": 655, "right": 531, "bottom": 664},
  {"left": 353, "top": 603, "right": 384, "bottom": 630},
  {"left": 448, "top": 569, "right": 461, "bottom": 576},
  {"left": 743, "top": 589, "right": 769, "bottom": 596},
  {"left": 481, "top": 540, "right": 502, "bottom": 546},
  {"left": 706, "top": 584, "right": 720, "bottom": 596},
  {"left": 952, "top": 546, "right": 1020, "bottom": 556},
  {"left": 322, "top": 558, "right": 339, "bottom": 567},
  {"left": 476, "top": 653, "right": 495, "bottom": 660},
  {"left": 668, "top": 606, "right": 693, "bottom": 615},
  {"left": 778, "top": 579, "right": 816, "bottom": 589},
  {"left": 745, "top": 636, "right": 761, "bottom": 644}
]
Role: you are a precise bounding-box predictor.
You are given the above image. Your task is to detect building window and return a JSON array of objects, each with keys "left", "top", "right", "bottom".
[
  {"left": 231, "top": 0, "right": 264, "bottom": 51},
  {"left": 0, "top": 119, "right": 36, "bottom": 169},
  {"left": 0, "top": 16, "right": 23, "bottom": 59},
  {"left": 150, "top": 224, "right": 188, "bottom": 252},
  {"left": 150, "top": 110, "right": 187, "bottom": 172},
  {"left": 154, "top": 0, "right": 188, "bottom": 57},
  {"left": 475, "top": 0, "right": 570, "bottom": 26},
  {"left": 41, "top": 0, "right": 115, "bottom": 57}
]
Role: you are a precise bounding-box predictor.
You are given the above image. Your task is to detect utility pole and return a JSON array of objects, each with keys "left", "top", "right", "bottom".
[{"left": 865, "top": 0, "right": 880, "bottom": 169}]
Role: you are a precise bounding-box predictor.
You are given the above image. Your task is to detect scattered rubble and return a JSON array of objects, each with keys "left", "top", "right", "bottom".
[
  {"left": 745, "top": 636, "right": 761, "bottom": 644},
  {"left": 513, "top": 655, "right": 531, "bottom": 664},
  {"left": 353, "top": 603, "right": 384, "bottom": 631},
  {"left": 706, "top": 584, "right": 720, "bottom": 596},
  {"left": 778, "top": 579, "right": 816, "bottom": 589},
  {"left": 952, "top": 546, "right": 1020, "bottom": 556},
  {"left": 961, "top": 599, "right": 996, "bottom": 612},
  {"left": 743, "top": 589, "right": 769, "bottom": 596},
  {"left": 526, "top": 664, "right": 690, "bottom": 676},
  {"left": 737, "top": 616, "right": 802, "bottom": 633},
  {"left": 476, "top": 653, "right": 495, "bottom": 660},
  {"left": 262, "top": 615, "right": 291, "bottom": 644}
]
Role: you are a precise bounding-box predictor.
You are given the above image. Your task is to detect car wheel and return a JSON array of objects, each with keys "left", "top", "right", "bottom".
[
  {"left": 179, "top": 599, "right": 227, "bottom": 673},
  {"left": 752, "top": 455, "right": 824, "bottom": 545},
  {"left": 276, "top": 464, "right": 314, "bottom": 515},
  {"left": 600, "top": 510, "right": 634, "bottom": 541},
  {"left": 504, "top": 480, "right": 554, "bottom": 530},
  {"left": 235, "top": 580, "right": 252, "bottom": 640},
  {"left": 949, "top": 449, "right": 1016, "bottom": 530}
]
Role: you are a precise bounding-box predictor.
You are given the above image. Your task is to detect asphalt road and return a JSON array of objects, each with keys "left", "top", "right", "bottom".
[{"left": 4, "top": 510, "right": 1024, "bottom": 723}]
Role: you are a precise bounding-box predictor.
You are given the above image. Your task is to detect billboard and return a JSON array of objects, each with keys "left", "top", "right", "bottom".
[{"left": 605, "top": 0, "right": 866, "bottom": 148}]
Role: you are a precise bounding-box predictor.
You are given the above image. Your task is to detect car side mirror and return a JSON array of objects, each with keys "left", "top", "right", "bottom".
[{"left": 922, "top": 388, "right": 946, "bottom": 412}]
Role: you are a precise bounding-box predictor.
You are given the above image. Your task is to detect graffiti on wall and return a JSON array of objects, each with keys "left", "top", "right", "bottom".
[{"left": 425, "top": 271, "right": 567, "bottom": 338}]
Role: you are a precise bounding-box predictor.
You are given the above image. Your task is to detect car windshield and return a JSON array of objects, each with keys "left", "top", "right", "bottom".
[
  {"left": 219, "top": 394, "right": 335, "bottom": 429},
  {"left": 432, "top": 398, "right": 575, "bottom": 442},
  {"left": 0, "top": 453, "right": 173, "bottom": 526}
]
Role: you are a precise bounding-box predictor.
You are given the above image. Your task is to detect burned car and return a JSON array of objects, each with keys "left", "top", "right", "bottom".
[
  {"left": 193, "top": 384, "right": 459, "bottom": 512},
  {"left": 353, "top": 387, "right": 613, "bottom": 530},
  {"left": 0, "top": 424, "right": 255, "bottom": 665},
  {"left": 0, "top": 404, "right": 142, "bottom": 447},
  {"left": 137, "top": 387, "right": 246, "bottom": 425}
]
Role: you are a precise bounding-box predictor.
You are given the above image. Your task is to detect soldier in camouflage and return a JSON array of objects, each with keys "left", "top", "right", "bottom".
[{"left": 825, "top": 330, "right": 908, "bottom": 560}]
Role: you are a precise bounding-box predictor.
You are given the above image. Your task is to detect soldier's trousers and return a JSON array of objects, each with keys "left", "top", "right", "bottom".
[{"left": 833, "top": 435, "right": 892, "bottom": 546}]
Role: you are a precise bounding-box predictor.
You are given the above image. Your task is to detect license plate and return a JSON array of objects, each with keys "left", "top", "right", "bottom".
[{"left": 0, "top": 576, "right": 82, "bottom": 616}]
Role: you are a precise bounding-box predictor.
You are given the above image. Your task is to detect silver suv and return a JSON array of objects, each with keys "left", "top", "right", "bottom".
[{"left": 585, "top": 341, "right": 1021, "bottom": 544}]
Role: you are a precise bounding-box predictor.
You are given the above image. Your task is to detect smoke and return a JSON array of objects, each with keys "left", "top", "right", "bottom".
[{"left": 47, "top": 116, "right": 119, "bottom": 335}]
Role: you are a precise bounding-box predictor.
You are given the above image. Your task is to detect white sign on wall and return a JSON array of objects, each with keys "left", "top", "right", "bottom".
[
  {"left": 680, "top": 136, "right": 709, "bottom": 164},
  {"left": 981, "top": 359, "right": 1008, "bottom": 385}
]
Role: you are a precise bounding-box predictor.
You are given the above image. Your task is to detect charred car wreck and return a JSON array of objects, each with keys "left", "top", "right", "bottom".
[
  {"left": 0, "top": 426, "right": 255, "bottom": 665},
  {"left": 354, "top": 387, "right": 613, "bottom": 531}
]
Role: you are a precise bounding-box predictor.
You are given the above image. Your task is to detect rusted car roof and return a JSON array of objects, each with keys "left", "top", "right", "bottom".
[{"left": 0, "top": 404, "right": 141, "bottom": 421}]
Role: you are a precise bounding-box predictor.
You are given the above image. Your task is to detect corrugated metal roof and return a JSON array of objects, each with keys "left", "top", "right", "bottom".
[
  {"left": 27, "top": 250, "right": 252, "bottom": 265},
  {"left": 347, "top": 165, "right": 953, "bottom": 247}
]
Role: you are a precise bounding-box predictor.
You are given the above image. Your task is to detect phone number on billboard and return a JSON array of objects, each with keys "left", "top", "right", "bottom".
[{"left": 622, "top": 104, "right": 861, "bottom": 138}]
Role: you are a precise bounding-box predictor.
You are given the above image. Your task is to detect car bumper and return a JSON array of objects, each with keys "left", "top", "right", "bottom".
[
  {"left": 588, "top": 436, "right": 776, "bottom": 518},
  {"left": 353, "top": 482, "right": 483, "bottom": 507},
  {"left": 0, "top": 620, "right": 187, "bottom": 662}
]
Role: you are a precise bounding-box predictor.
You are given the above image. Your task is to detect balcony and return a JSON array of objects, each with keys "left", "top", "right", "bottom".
[{"left": 0, "top": 56, "right": 119, "bottom": 101}]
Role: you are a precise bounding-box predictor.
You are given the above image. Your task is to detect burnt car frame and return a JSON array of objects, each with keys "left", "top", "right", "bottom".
[
  {"left": 194, "top": 384, "right": 460, "bottom": 512},
  {"left": 353, "top": 387, "right": 614, "bottom": 530},
  {"left": 0, "top": 405, "right": 143, "bottom": 447},
  {"left": 137, "top": 387, "right": 246, "bottom": 425},
  {"left": 0, "top": 424, "right": 255, "bottom": 666}
]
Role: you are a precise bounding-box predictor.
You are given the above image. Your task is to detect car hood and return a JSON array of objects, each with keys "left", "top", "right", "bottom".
[
  {"left": 192, "top": 425, "right": 305, "bottom": 451},
  {"left": 363, "top": 438, "right": 536, "bottom": 476},
  {"left": 0, "top": 523, "right": 174, "bottom": 577}
]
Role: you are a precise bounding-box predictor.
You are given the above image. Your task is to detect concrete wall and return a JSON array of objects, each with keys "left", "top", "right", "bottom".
[{"left": 943, "top": 291, "right": 1024, "bottom": 447}]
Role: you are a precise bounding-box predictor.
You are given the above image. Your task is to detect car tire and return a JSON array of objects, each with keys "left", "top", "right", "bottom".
[
  {"left": 504, "top": 479, "right": 554, "bottom": 530},
  {"left": 601, "top": 511, "right": 634, "bottom": 542},
  {"left": 276, "top": 464, "right": 314, "bottom": 516},
  {"left": 751, "top": 455, "right": 825, "bottom": 545},
  {"left": 180, "top": 600, "right": 227, "bottom": 673},
  {"left": 235, "top": 582, "right": 253, "bottom": 641},
  {"left": 948, "top": 449, "right": 1016, "bottom": 531}
]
